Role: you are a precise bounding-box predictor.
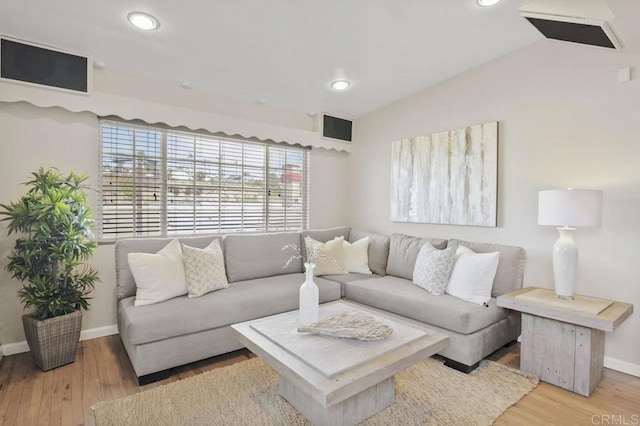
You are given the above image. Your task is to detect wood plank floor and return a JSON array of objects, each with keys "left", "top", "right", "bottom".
[{"left": 0, "top": 336, "right": 638, "bottom": 425}]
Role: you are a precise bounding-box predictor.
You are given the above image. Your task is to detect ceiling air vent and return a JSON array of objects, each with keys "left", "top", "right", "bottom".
[{"left": 521, "top": 12, "right": 622, "bottom": 50}]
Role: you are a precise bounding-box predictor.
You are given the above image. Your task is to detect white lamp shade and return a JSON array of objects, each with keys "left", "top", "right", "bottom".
[{"left": 538, "top": 189, "right": 603, "bottom": 227}]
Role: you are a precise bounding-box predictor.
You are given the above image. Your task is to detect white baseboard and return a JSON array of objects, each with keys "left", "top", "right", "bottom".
[
  {"left": 0, "top": 324, "right": 118, "bottom": 357},
  {"left": 604, "top": 356, "right": 640, "bottom": 378},
  {"left": 1, "top": 340, "right": 29, "bottom": 356},
  {"left": 80, "top": 325, "right": 119, "bottom": 342}
]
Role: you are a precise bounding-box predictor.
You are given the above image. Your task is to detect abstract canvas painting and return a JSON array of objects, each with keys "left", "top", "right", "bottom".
[{"left": 390, "top": 121, "right": 498, "bottom": 227}]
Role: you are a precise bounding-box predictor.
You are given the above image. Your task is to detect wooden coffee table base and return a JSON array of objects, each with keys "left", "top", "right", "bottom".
[
  {"left": 279, "top": 376, "right": 394, "bottom": 425},
  {"left": 231, "top": 301, "right": 449, "bottom": 425}
]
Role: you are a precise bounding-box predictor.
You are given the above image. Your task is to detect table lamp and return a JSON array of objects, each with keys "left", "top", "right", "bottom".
[{"left": 538, "top": 189, "right": 603, "bottom": 299}]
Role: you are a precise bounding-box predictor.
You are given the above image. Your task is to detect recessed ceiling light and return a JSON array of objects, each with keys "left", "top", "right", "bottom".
[
  {"left": 477, "top": 0, "right": 502, "bottom": 6},
  {"left": 331, "top": 80, "right": 351, "bottom": 90},
  {"left": 127, "top": 12, "right": 160, "bottom": 30}
]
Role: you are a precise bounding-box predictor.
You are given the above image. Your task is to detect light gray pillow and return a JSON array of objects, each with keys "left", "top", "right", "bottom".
[
  {"left": 386, "top": 234, "right": 448, "bottom": 280},
  {"left": 182, "top": 240, "right": 229, "bottom": 298},
  {"left": 413, "top": 243, "right": 454, "bottom": 295}
]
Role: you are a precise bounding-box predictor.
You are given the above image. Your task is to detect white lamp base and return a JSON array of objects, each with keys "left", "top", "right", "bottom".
[{"left": 552, "top": 226, "right": 578, "bottom": 299}]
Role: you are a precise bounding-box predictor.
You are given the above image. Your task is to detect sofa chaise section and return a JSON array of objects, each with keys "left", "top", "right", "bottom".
[
  {"left": 344, "top": 276, "right": 508, "bottom": 335},
  {"left": 341, "top": 233, "right": 525, "bottom": 372},
  {"left": 344, "top": 276, "right": 520, "bottom": 369}
]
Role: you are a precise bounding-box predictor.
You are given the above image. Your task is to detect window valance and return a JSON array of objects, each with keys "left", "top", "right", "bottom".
[{"left": 0, "top": 81, "right": 351, "bottom": 153}]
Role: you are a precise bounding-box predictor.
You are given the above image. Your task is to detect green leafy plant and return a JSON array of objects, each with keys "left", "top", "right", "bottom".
[{"left": 0, "top": 168, "right": 99, "bottom": 320}]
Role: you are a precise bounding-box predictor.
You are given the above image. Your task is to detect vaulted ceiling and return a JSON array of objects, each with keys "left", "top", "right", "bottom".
[{"left": 1, "top": 0, "right": 638, "bottom": 118}]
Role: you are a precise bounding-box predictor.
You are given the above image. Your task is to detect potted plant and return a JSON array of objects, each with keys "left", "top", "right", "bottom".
[{"left": 0, "top": 168, "right": 99, "bottom": 371}]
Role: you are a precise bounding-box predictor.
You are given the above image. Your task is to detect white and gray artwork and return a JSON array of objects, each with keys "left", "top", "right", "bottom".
[{"left": 390, "top": 121, "right": 498, "bottom": 227}]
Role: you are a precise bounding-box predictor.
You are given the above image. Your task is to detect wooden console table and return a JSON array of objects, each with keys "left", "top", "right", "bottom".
[{"left": 497, "top": 287, "right": 633, "bottom": 396}]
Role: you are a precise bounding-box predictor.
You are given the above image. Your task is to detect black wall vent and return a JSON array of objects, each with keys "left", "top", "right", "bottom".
[
  {"left": 1, "top": 37, "right": 90, "bottom": 93},
  {"left": 321, "top": 114, "right": 353, "bottom": 143},
  {"left": 521, "top": 13, "right": 621, "bottom": 50}
]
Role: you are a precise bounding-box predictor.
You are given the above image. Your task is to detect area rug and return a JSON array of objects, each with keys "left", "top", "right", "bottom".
[{"left": 93, "top": 357, "right": 538, "bottom": 426}]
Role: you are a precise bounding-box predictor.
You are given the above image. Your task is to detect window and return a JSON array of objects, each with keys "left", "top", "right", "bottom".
[{"left": 99, "top": 120, "right": 309, "bottom": 240}]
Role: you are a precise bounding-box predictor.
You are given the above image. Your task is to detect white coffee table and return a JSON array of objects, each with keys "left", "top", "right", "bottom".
[{"left": 231, "top": 300, "right": 449, "bottom": 425}]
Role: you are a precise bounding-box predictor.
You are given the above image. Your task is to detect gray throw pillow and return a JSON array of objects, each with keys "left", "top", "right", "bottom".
[
  {"left": 182, "top": 239, "right": 229, "bottom": 298},
  {"left": 412, "top": 243, "right": 454, "bottom": 295}
]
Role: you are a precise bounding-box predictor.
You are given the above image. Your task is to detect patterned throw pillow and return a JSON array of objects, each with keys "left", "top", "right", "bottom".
[
  {"left": 412, "top": 243, "right": 454, "bottom": 295},
  {"left": 182, "top": 239, "right": 229, "bottom": 298}
]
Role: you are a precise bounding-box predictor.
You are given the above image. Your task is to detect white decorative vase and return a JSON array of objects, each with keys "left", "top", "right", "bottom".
[{"left": 299, "top": 262, "right": 319, "bottom": 326}]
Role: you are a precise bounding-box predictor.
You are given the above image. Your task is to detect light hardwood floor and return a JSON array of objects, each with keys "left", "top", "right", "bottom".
[{"left": 0, "top": 336, "right": 638, "bottom": 425}]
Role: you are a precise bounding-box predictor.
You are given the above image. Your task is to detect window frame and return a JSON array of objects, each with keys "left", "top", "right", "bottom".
[{"left": 97, "top": 119, "right": 310, "bottom": 241}]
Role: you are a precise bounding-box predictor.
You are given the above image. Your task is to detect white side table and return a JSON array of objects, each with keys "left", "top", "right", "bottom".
[{"left": 497, "top": 287, "right": 633, "bottom": 396}]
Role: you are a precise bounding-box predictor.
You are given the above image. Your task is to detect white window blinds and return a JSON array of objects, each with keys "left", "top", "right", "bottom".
[{"left": 99, "top": 120, "right": 309, "bottom": 240}]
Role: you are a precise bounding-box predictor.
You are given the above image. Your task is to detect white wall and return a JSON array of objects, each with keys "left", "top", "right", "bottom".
[
  {"left": 349, "top": 40, "right": 640, "bottom": 368},
  {"left": 310, "top": 148, "right": 349, "bottom": 228},
  {"left": 0, "top": 103, "right": 116, "bottom": 345},
  {"left": 93, "top": 69, "right": 315, "bottom": 132},
  {"left": 0, "top": 101, "right": 348, "bottom": 347}
]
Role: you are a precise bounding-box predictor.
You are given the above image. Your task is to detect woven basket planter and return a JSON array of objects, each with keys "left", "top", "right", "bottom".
[{"left": 22, "top": 310, "right": 82, "bottom": 371}]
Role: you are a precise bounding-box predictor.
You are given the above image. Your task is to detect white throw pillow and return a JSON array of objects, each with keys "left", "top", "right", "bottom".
[
  {"left": 182, "top": 239, "right": 229, "bottom": 298},
  {"left": 129, "top": 239, "right": 188, "bottom": 307},
  {"left": 341, "top": 237, "right": 372, "bottom": 274},
  {"left": 413, "top": 243, "right": 454, "bottom": 295},
  {"left": 446, "top": 246, "right": 499, "bottom": 305},
  {"left": 305, "top": 236, "right": 348, "bottom": 276}
]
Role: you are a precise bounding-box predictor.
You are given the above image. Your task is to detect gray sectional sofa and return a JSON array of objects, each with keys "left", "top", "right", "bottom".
[{"left": 114, "top": 226, "right": 525, "bottom": 384}]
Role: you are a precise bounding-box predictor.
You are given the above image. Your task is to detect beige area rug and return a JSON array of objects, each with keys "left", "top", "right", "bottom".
[{"left": 94, "top": 357, "right": 538, "bottom": 426}]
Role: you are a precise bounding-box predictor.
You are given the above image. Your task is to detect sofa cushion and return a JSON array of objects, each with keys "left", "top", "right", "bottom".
[
  {"left": 344, "top": 276, "right": 507, "bottom": 335},
  {"left": 119, "top": 273, "right": 341, "bottom": 345},
  {"left": 386, "top": 234, "right": 447, "bottom": 280},
  {"left": 321, "top": 273, "right": 381, "bottom": 297},
  {"left": 348, "top": 230, "right": 390, "bottom": 276},
  {"left": 115, "top": 235, "right": 223, "bottom": 300},
  {"left": 447, "top": 239, "right": 526, "bottom": 297},
  {"left": 224, "top": 232, "right": 302, "bottom": 282},
  {"left": 301, "top": 226, "right": 351, "bottom": 262}
]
